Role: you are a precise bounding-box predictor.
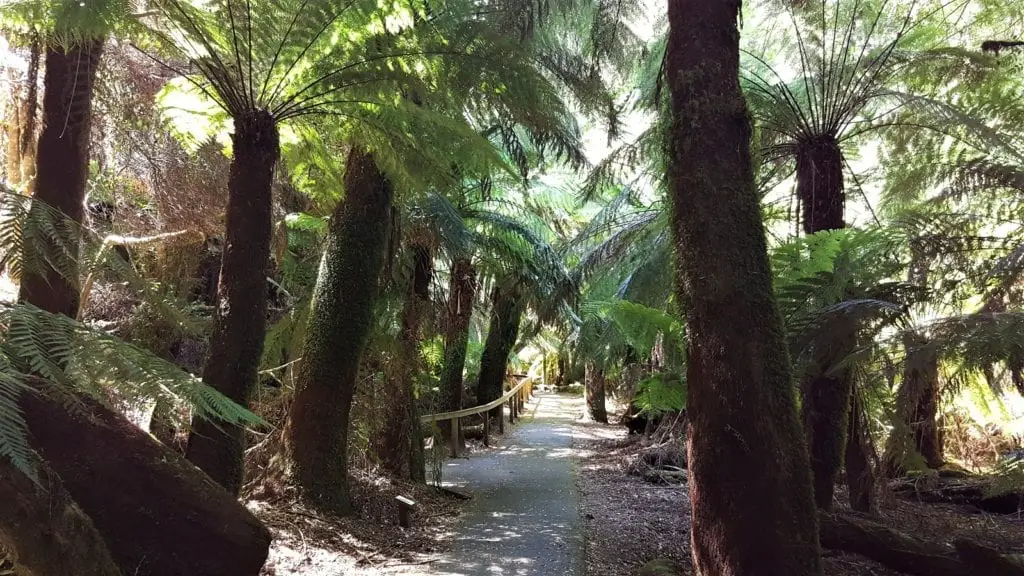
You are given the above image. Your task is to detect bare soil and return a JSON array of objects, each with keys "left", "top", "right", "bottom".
[{"left": 574, "top": 413, "right": 1024, "bottom": 576}]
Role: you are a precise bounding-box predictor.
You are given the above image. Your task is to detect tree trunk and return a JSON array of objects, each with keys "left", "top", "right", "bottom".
[
  {"left": 186, "top": 110, "right": 279, "bottom": 494},
  {"left": 438, "top": 257, "right": 476, "bottom": 448},
  {"left": 2, "top": 39, "right": 40, "bottom": 188},
  {"left": 379, "top": 243, "right": 432, "bottom": 480},
  {"left": 884, "top": 333, "right": 942, "bottom": 475},
  {"left": 585, "top": 361, "right": 608, "bottom": 423},
  {"left": 15, "top": 381, "right": 271, "bottom": 575},
  {"left": 803, "top": 364, "right": 854, "bottom": 509},
  {"left": 476, "top": 283, "right": 524, "bottom": 423},
  {"left": 0, "top": 458, "right": 122, "bottom": 576},
  {"left": 796, "top": 135, "right": 844, "bottom": 234},
  {"left": 18, "top": 40, "right": 104, "bottom": 316},
  {"left": 795, "top": 132, "right": 876, "bottom": 510},
  {"left": 285, "top": 147, "right": 393, "bottom": 515},
  {"left": 845, "top": 390, "right": 876, "bottom": 513},
  {"left": 666, "top": 1, "right": 822, "bottom": 574}
]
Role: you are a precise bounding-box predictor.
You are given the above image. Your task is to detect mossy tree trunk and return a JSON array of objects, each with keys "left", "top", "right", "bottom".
[
  {"left": 476, "top": 283, "right": 525, "bottom": 423},
  {"left": 438, "top": 256, "right": 476, "bottom": 447},
  {"left": 666, "top": 0, "right": 823, "bottom": 573},
  {"left": 18, "top": 40, "right": 104, "bottom": 316},
  {"left": 186, "top": 110, "right": 279, "bottom": 494},
  {"left": 585, "top": 361, "right": 608, "bottom": 423},
  {"left": 380, "top": 243, "right": 432, "bottom": 480},
  {"left": 285, "top": 148, "right": 393, "bottom": 515}
]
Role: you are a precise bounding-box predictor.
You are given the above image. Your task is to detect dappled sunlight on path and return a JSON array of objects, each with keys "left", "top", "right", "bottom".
[{"left": 431, "top": 392, "right": 586, "bottom": 576}]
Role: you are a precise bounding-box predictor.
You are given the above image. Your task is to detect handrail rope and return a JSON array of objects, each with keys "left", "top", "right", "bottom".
[{"left": 419, "top": 376, "right": 533, "bottom": 423}]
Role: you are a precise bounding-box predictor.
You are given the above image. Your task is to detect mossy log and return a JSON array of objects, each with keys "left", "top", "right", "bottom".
[{"left": 17, "top": 383, "right": 271, "bottom": 575}]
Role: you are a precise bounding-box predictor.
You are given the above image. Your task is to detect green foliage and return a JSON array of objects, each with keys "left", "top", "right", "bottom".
[
  {"left": 0, "top": 0, "right": 130, "bottom": 43},
  {"left": 633, "top": 372, "right": 685, "bottom": 417},
  {"left": 0, "top": 302, "right": 264, "bottom": 477}
]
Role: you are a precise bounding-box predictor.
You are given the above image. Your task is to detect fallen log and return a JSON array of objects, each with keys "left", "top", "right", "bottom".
[
  {"left": 891, "top": 477, "right": 1024, "bottom": 514},
  {"left": 818, "top": 511, "right": 1024, "bottom": 576},
  {"left": 17, "top": 383, "right": 271, "bottom": 575},
  {"left": 0, "top": 458, "right": 122, "bottom": 576},
  {"left": 954, "top": 539, "right": 1024, "bottom": 576}
]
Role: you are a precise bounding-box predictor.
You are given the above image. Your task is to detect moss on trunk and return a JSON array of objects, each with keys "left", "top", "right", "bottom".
[
  {"left": 285, "top": 147, "right": 393, "bottom": 515},
  {"left": 666, "top": 0, "right": 822, "bottom": 573},
  {"left": 438, "top": 257, "right": 476, "bottom": 446},
  {"left": 187, "top": 110, "right": 279, "bottom": 494},
  {"left": 18, "top": 40, "right": 104, "bottom": 316}
]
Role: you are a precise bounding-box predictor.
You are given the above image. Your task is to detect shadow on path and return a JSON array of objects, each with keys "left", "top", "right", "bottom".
[{"left": 431, "top": 392, "right": 585, "bottom": 576}]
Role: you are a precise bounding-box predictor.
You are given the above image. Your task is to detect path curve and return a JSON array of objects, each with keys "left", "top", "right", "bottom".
[{"left": 431, "top": 392, "right": 585, "bottom": 576}]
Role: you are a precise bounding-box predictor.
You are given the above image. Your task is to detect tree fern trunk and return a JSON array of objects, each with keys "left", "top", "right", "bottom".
[
  {"left": 883, "top": 333, "right": 942, "bottom": 475},
  {"left": 845, "top": 390, "right": 876, "bottom": 513},
  {"left": 666, "top": 0, "right": 822, "bottom": 573},
  {"left": 18, "top": 40, "right": 104, "bottom": 317},
  {"left": 476, "top": 284, "right": 524, "bottom": 423},
  {"left": 585, "top": 361, "right": 608, "bottom": 423},
  {"left": 186, "top": 110, "right": 278, "bottom": 494},
  {"left": 17, "top": 379, "right": 271, "bottom": 575},
  {"left": 285, "top": 148, "right": 393, "bottom": 515},
  {"left": 795, "top": 133, "right": 876, "bottom": 510},
  {"left": 438, "top": 257, "right": 475, "bottom": 448},
  {"left": 379, "top": 243, "right": 432, "bottom": 480},
  {"left": 796, "top": 135, "right": 844, "bottom": 234},
  {"left": 0, "top": 458, "right": 121, "bottom": 576}
]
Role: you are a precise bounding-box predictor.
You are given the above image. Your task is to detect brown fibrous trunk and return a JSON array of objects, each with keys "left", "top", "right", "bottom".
[
  {"left": 438, "top": 257, "right": 476, "bottom": 448},
  {"left": 0, "top": 458, "right": 121, "bottom": 576},
  {"left": 16, "top": 380, "right": 271, "bottom": 575},
  {"left": 585, "top": 361, "right": 608, "bottom": 423},
  {"left": 884, "top": 334, "right": 943, "bottom": 475},
  {"left": 379, "top": 243, "right": 433, "bottom": 480},
  {"left": 476, "top": 283, "right": 524, "bottom": 424},
  {"left": 18, "top": 40, "right": 104, "bottom": 316},
  {"left": 186, "top": 110, "right": 279, "bottom": 493}
]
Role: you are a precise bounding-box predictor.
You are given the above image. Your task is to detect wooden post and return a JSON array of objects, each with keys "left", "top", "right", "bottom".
[
  {"left": 396, "top": 496, "right": 416, "bottom": 528},
  {"left": 449, "top": 417, "right": 459, "bottom": 458},
  {"left": 498, "top": 405, "right": 505, "bottom": 434},
  {"left": 483, "top": 413, "right": 490, "bottom": 446}
]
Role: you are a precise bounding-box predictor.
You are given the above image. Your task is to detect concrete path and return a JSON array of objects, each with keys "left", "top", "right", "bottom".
[{"left": 431, "top": 392, "right": 584, "bottom": 576}]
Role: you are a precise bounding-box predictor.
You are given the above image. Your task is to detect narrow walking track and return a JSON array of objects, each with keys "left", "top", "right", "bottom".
[{"left": 432, "top": 392, "right": 585, "bottom": 576}]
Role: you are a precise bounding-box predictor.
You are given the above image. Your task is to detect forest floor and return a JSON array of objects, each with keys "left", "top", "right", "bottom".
[{"left": 575, "top": 408, "right": 1024, "bottom": 576}]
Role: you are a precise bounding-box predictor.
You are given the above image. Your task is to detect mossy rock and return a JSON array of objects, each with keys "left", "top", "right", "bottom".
[{"left": 638, "top": 557, "right": 683, "bottom": 576}]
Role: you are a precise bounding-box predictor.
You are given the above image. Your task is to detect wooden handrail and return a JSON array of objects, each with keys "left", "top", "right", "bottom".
[{"left": 420, "top": 376, "right": 533, "bottom": 423}]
